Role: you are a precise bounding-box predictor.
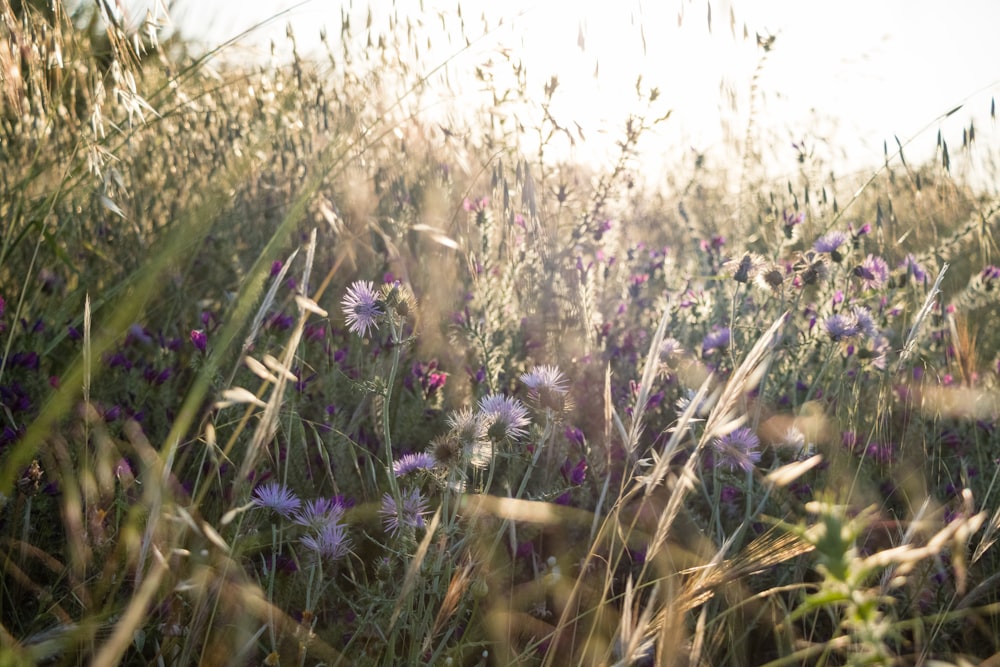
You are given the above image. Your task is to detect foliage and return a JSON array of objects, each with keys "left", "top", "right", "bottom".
[{"left": 2, "top": 2, "right": 1000, "bottom": 666}]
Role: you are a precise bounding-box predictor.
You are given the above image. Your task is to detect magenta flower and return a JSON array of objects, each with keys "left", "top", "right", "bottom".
[
  {"left": 190, "top": 329, "right": 207, "bottom": 352},
  {"left": 341, "top": 280, "right": 383, "bottom": 337}
]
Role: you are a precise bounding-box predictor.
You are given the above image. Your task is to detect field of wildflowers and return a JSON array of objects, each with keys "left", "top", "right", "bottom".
[{"left": 2, "top": 2, "right": 1000, "bottom": 665}]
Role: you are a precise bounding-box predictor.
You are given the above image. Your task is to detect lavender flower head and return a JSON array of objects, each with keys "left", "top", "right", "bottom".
[
  {"left": 824, "top": 313, "right": 860, "bottom": 342},
  {"left": 293, "top": 497, "right": 347, "bottom": 531},
  {"left": 520, "top": 365, "right": 570, "bottom": 410},
  {"left": 478, "top": 394, "right": 531, "bottom": 442},
  {"left": 813, "top": 231, "right": 848, "bottom": 256},
  {"left": 341, "top": 280, "right": 383, "bottom": 337},
  {"left": 380, "top": 487, "right": 429, "bottom": 536},
  {"left": 702, "top": 327, "right": 731, "bottom": 356},
  {"left": 853, "top": 254, "right": 889, "bottom": 291},
  {"left": 710, "top": 426, "right": 761, "bottom": 473},
  {"left": 447, "top": 407, "right": 491, "bottom": 468},
  {"left": 300, "top": 521, "right": 351, "bottom": 562},
  {"left": 392, "top": 452, "right": 436, "bottom": 477},
  {"left": 251, "top": 482, "right": 301, "bottom": 519}
]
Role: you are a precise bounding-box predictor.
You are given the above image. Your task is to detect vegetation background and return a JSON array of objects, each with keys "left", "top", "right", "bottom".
[{"left": 1, "top": 1, "right": 999, "bottom": 665}]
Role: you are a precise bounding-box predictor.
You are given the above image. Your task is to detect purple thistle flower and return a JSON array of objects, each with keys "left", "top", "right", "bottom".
[
  {"left": 300, "top": 521, "right": 351, "bottom": 561},
  {"left": 478, "top": 394, "right": 531, "bottom": 442},
  {"left": 520, "top": 365, "right": 569, "bottom": 395},
  {"left": 851, "top": 305, "right": 877, "bottom": 339},
  {"left": 380, "top": 487, "right": 429, "bottom": 536},
  {"left": 392, "top": 452, "right": 436, "bottom": 477},
  {"left": 341, "top": 280, "right": 383, "bottom": 337},
  {"left": 447, "top": 407, "right": 491, "bottom": 468},
  {"left": 824, "top": 313, "right": 859, "bottom": 342},
  {"left": 854, "top": 254, "right": 889, "bottom": 290},
  {"left": 251, "top": 482, "right": 301, "bottom": 519},
  {"left": 293, "top": 497, "right": 347, "bottom": 530},
  {"left": 702, "top": 327, "right": 731, "bottom": 355},
  {"left": 520, "top": 365, "right": 570, "bottom": 410},
  {"left": 710, "top": 426, "right": 761, "bottom": 473},
  {"left": 813, "top": 231, "right": 848, "bottom": 259}
]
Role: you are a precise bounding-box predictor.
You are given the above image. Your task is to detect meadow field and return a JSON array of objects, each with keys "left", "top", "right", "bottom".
[{"left": 2, "top": 2, "right": 1000, "bottom": 665}]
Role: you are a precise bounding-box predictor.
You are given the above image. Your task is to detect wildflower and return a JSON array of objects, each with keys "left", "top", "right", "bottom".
[
  {"left": 293, "top": 497, "right": 347, "bottom": 531},
  {"left": 782, "top": 210, "right": 805, "bottom": 241},
  {"left": 392, "top": 452, "right": 436, "bottom": 477},
  {"left": 710, "top": 426, "right": 761, "bottom": 473},
  {"left": 478, "top": 394, "right": 531, "bottom": 442},
  {"left": 380, "top": 487, "right": 429, "bottom": 536},
  {"left": 900, "top": 254, "right": 928, "bottom": 284},
  {"left": 561, "top": 458, "right": 587, "bottom": 485},
  {"left": 780, "top": 426, "right": 815, "bottom": 458},
  {"left": 429, "top": 433, "right": 463, "bottom": 470},
  {"left": 701, "top": 327, "right": 731, "bottom": 356},
  {"left": 300, "top": 521, "right": 351, "bottom": 561},
  {"left": 659, "top": 337, "right": 684, "bottom": 360},
  {"left": 813, "top": 231, "right": 848, "bottom": 261},
  {"left": 853, "top": 254, "right": 889, "bottom": 290},
  {"left": 190, "top": 329, "right": 207, "bottom": 352},
  {"left": 447, "top": 407, "right": 491, "bottom": 468},
  {"left": 520, "top": 365, "right": 570, "bottom": 410},
  {"left": 851, "top": 305, "right": 877, "bottom": 339},
  {"left": 251, "top": 482, "right": 301, "bottom": 519},
  {"left": 756, "top": 264, "right": 787, "bottom": 293},
  {"left": 824, "top": 313, "right": 859, "bottom": 341},
  {"left": 724, "top": 252, "right": 764, "bottom": 284},
  {"left": 340, "top": 280, "right": 383, "bottom": 337}
]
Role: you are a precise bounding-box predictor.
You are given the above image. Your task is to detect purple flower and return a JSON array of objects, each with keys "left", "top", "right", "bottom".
[
  {"left": 710, "top": 426, "right": 761, "bottom": 473},
  {"left": 561, "top": 458, "right": 587, "bottom": 485},
  {"left": 824, "top": 313, "right": 859, "bottom": 342},
  {"left": 813, "top": 231, "right": 848, "bottom": 257},
  {"left": 190, "top": 329, "right": 207, "bottom": 352},
  {"left": 341, "top": 280, "right": 383, "bottom": 337},
  {"left": 520, "top": 365, "right": 569, "bottom": 394},
  {"left": 251, "top": 482, "right": 301, "bottom": 519},
  {"left": 702, "top": 327, "right": 731, "bottom": 355},
  {"left": 447, "top": 407, "right": 490, "bottom": 468},
  {"left": 379, "top": 487, "right": 429, "bottom": 536},
  {"left": 520, "top": 365, "right": 570, "bottom": 410},
  {"left": 293, "top": 497, "right": 347, "bottom": 530},
  {"left": 900, "top": 254, "right": 928, "bottom": 283},
  {"left": 478, "top": 394, "right": 531, "bottom": 442},
  {"left": 854, "top": 254, "right": 889, "bottom": 290},
  {"left": 851, "top": 305, "right": 877, "bottom": 339},
  {"left": 300, "top": 521, "right": 351, "bottom": 561},
  {"left": 392, "top": 452, "right": 436, "bottom": 477}
]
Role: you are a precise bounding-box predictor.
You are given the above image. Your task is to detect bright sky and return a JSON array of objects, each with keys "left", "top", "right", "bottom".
[{"left": 127, "top": 0, "right": 1000, "bottom": 187}]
